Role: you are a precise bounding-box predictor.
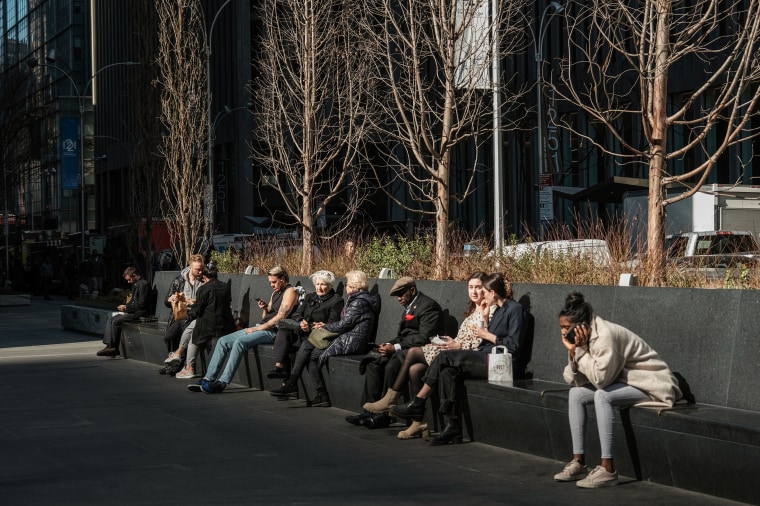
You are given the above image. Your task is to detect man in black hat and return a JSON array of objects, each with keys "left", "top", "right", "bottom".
[{"left": 345, "top": 276, "right": 442, "bottom": 428}]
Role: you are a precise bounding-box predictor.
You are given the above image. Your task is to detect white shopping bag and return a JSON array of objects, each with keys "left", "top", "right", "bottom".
[{"left": 488, "top": 345, "right": 513, "bottom": 385}]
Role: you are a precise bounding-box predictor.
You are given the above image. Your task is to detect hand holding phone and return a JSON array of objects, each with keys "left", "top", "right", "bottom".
[{"left": 565, "top": 323, "right": 587, "bottom": 345}]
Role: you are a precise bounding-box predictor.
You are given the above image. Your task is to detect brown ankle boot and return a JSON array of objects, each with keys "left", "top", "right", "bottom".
[
  {"left": 363, "top": 388, "right": 400, "bottom": 414},
  {"left": 397, "top": 420, "right": 429, "bottom": 440}
]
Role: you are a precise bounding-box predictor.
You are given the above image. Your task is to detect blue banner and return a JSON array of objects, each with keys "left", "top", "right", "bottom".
[{"left": 60, "top": 116, "right": 80, "bottom": 190}]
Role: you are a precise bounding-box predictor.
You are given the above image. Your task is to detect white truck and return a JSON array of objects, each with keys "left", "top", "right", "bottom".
[{"left": 623, "top": 184, "right": 760, "bottom": 245}]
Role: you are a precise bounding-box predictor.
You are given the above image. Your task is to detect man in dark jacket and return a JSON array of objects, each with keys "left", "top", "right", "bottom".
[
  {"left": 188, "top": 263, "right": 236, "bottom": 358},
  {"left": 345, "top": 277, "right": 442, "bottom": 427},
  {"left": 97, "top": 266, "right": 150, "bottom": 357}
]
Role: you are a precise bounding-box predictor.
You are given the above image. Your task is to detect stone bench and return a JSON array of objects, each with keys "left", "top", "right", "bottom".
[
  {"left": 77, "top": 273, "right": 759, "bottom": 503},
  {"left": 61, "top": 305, "right": 118, "bottom": 335}
]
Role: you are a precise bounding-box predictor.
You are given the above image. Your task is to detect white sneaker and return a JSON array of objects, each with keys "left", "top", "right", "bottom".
[
  {"left": 576, "top": 465, "right": 618, "bottom": 488},
  {"left": 175, "top": 367, "right": 197, "bottom": 379},
  {"left": 164, "top": 352, "right": 181, "bottom": 363},
  {"left": 554, "top": 459, "right": 589, "bottom": 481}
]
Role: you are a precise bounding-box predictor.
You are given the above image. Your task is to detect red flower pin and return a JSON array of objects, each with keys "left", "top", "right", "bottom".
[{"left": 405, "top": 314, "right": 415, "bottom": 321}]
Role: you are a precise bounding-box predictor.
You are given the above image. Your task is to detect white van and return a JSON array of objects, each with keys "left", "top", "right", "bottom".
[{"left": 490, "top": 239, "right": 611, "bottom": 266}]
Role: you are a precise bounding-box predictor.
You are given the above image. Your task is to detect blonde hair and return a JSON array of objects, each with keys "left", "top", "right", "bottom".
[
  {"left": 310, "top": 270, "right": 335, "bottom": 288},
  {"left": 268, "top": 265, "right": 289, "bottom": 281},
  {"left": 345, "top": 270, "right": 368, "bottom": 291}
]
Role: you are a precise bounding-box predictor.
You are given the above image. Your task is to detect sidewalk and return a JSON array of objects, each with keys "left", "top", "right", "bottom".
[{"left": 0, "top": 295, "right": 746, "bottom": 505}]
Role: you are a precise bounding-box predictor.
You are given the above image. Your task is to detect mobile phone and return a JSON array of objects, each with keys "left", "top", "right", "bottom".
[
  {"left": 564, "top": 323, "right": 587, "bottom": 344},
  {"left": 256, "top": 297, "right": 266, "bottom": 304}
]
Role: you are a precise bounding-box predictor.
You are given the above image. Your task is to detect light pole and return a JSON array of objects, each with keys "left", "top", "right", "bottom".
[
  {"left": 27, "top": 57, "right": 140, "bottom": 262},
  {"left": 205, "top": 0, "right": 235, "bottom": 240},
  {"left": 492, "top": 0, "right": 504, "bottom": 253},
  {"left": 535, "top": 2, "right": 564, "bottom": 235}
]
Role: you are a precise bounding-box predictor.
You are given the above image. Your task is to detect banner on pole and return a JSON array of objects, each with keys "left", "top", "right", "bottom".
[{"left": 60, "top": 117, "right": 80, "bottom": 190}]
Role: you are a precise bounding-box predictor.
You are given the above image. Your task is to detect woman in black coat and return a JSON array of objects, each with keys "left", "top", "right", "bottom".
[{"left": 268, "top": 270, "right": 344, "bottom": 381}]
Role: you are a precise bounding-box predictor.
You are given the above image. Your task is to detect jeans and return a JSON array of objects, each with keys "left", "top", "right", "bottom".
[
  {"left": 204, "top": 327, "right": 276, "bottom": 384},
  {"left": 568, "top": 383, "right": 650, "bottom": 459}
]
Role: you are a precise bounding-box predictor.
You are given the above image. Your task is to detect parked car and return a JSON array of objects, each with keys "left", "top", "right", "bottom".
[
  {"left": 666, "top": 230, "right": 760, "bottom": 266},
  {"left": 488, "top": 239, "right": 612, "bottom": 266}
]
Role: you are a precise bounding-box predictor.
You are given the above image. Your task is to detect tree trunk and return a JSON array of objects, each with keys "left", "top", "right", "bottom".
[
  {"left": 646, "top": 0, "right": 671, "bottom": 286},
  {"left": 435, "top": 167, "right": 450, "bottom": 279}
]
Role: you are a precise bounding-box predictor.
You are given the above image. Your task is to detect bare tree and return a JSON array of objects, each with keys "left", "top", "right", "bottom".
[
  {"left": 252, "top": 0, "right": 377, "bottom": 275},
  {"left": 155, "top": 0, "right": 209, "bottom": 265},
  {"left": 365, "top": 0, "right": 529, "bottom": 279},
  {"left": 554, "top": 0, "right": 760, "bottom": 284},
  {"left": 115, "top": 1, "right": 168, "bottom": 279}
]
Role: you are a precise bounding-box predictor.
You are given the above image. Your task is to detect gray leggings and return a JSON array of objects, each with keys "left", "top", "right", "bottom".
[
  {"left": 568, "top": 383, "right": 649, "bottom": 459},
  {"left": 179, "top": 321, "right": 198, "bottom": 366}
]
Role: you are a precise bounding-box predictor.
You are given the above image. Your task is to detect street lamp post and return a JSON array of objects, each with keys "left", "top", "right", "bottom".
[
  {"left": 27, "top": 57, "right": 140, "bottom": 262},
  {"left": 205, "top": 0, "right": 234, "bottom": 240},
  {"left": 535, "top": 2, "right": 564, "bottom": 236},
  {"left": 492, "top": 0, "right": 504, "bottom": 254}
]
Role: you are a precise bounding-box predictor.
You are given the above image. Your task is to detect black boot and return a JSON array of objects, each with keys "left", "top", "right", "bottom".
[
  {"left": 267, "top": 366, "right": 288, "bottom": 379},
  {"left": 309, "top": 389, "right": 331, "bottom": 407},
  {"left": 390, "top": 396, "right": 426, "bottom": 419},
  {"left": 270, "top": 378, "right": 298, "bottom": 398},
  {"left": 430, "top": 418, "right": 463, "bottom": 446}
]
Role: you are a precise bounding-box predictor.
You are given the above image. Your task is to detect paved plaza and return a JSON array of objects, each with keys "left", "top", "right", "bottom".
[{"left": 0, "top": 296, "right": 745, "bottom": 505}]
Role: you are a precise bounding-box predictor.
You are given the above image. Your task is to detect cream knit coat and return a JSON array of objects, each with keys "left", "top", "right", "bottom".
[{"left": 563, "top": 316, "right": 682, "bottom": 406}]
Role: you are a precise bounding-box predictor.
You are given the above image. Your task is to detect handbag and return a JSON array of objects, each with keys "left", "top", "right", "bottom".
[
  {"left": 172, "top": 292, "right": 188, "bottom": 321},
  {"left": 488, "top": 345, "right": 513, "bottom": 385},
  {"left": 307, "top": 327, "right": 340, "bottom": 349}
]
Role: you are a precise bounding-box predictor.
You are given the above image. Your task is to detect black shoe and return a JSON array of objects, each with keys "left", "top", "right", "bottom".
[
  {"left": 391, "top": 398, "right": 425, "bottom": 419},
  {"left": 309, "top": 392, "right": 331, "bottom": 407},
  {"left": 270, "top": 381, "right": 298, "bottom": 398},
  {"left": 345, "top": 410, "right": 373, "bottom": 426},
  {"left": 267, "top": 367, "right": 288, "bottom": 379},
  {"left": 430, "top": 419, "right": 463, "bottom": 446},
  {"left": 363, "top": 412, "right": 393, "bottom": 429},
  {"left": 96, "top": 346, "right": 119, "bottom": 357},
  {"left": 187, "top": 381, "right": 203, "bottom": 392}
]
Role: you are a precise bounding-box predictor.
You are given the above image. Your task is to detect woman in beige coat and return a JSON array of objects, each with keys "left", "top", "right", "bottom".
[{"left": 553, "top": 292, "right": 682, "bottom": 489}]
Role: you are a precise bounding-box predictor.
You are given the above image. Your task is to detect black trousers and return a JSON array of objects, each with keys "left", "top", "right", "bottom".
[
  {"left": 423, "top": 349, "right": 488, "bottom": 416},
  {"left": 272, "top": 328, "right": 299, "bottom": 374},
  {"left": 102, "top": 313, "right": 138, "bottom": 348},
  {"left": 163, "top": 320, "right": 188, "bottom": 349},
  {"left": 290, "top": 341, "right": 328, "bottom": 392},
  {"left": 361, "top": 350, "right": 407, "bottom": 404}
]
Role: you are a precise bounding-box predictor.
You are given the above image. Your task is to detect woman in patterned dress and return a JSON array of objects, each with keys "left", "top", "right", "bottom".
[{"left": 362, "top": 271, "right": 494, "bottom": 438}]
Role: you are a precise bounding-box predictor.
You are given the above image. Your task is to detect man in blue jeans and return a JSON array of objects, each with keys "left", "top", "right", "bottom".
[{"left": 189, "top": 266, "right": 299, "bottom": 393}]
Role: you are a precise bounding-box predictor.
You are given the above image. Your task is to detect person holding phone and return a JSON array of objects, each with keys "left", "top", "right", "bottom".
[
  {"left": 391, "top": 273, "right": 526, "bottom": 445},
  {"left": 267, "top": 270, "right": 344, "bottom": 382},
  {"left": 553, "top": 292, "right": 682, "bottom": 488},
  {"left": 189, "top": 266, "right": 298, "bottom": 394},
  {"left": 362, "top": 271, "right": 495, "bottom": 439}
]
